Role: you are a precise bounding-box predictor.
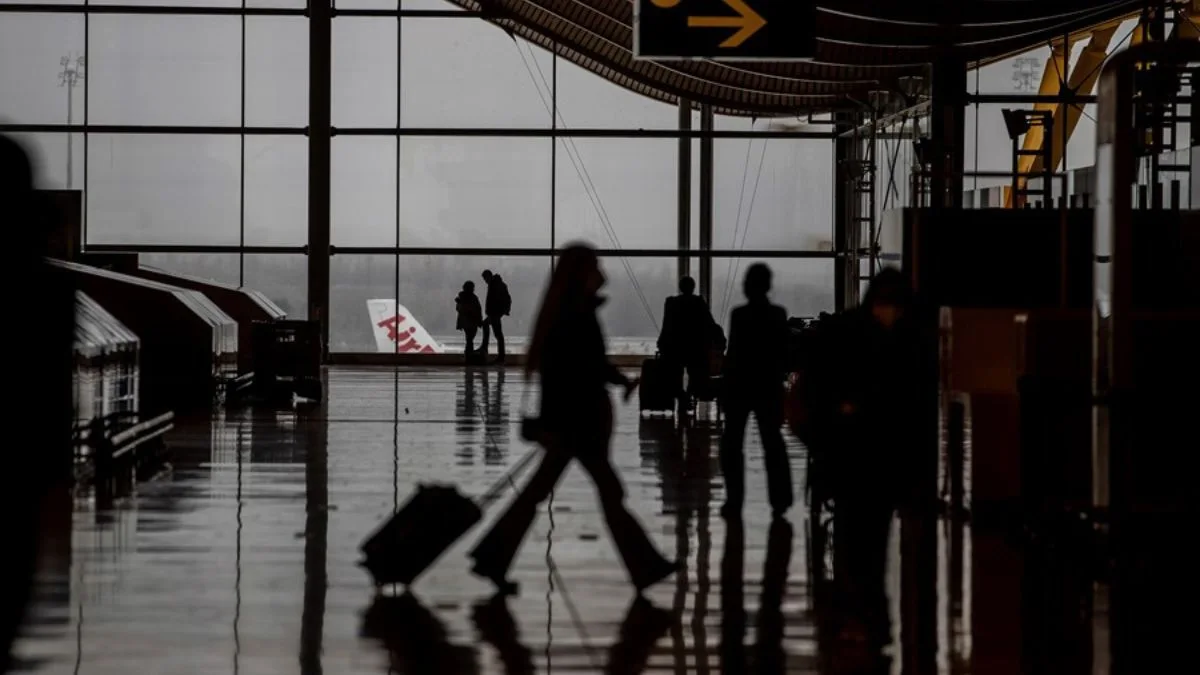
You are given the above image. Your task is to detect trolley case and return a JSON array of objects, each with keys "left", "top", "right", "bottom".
[
  {"left": 639, "top": 355, "right": 675, "bottom": 414},
  {"left": 360, "top": 448, "right": 539, "bottom": 587},
  {"left": 360, "top": 484, "right": 482, "bottom": 587}
]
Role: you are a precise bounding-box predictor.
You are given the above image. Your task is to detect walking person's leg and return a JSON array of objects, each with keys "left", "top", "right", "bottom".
[
  {"left": 575, "top": 449, "right": 676, "bottom": 591},
  {"left": 719, "top": 404, "right": 751, "bottom": 518},
  {"left": 755, "top": 397, "right": 794, "bottom": 517},
  {"left": 470, "top": 447, "right": 572, "bottom": 592}
]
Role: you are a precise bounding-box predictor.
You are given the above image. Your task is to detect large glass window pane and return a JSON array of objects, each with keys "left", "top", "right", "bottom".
[
  {"left": 87, "top": 134, "right": 240, "bottom": 246},
  {"left": 331, "top": 254, "right": 549, "bottom": 353},
  {"left": 92, "top": 0, "right": 241, "bottom": 6},
  {"left": 332, "top": 18, "right": 397, "bottom": 128},
  {"left": 8, "top": 133, "right": 85, "bottom": 191},
  {"left": 0, "top": 1, "right": 83, "bottom": 5},
  {"left": 332, "top": 136, "right": 397, "bottom": 247},
  {"left": 555, "top": 139, "right": 677, "bottom": 250},
  {"left": 711, "top": 258, "right": 835, "bottom": 326},
  {"left": 246, "top": 17, "right": 309, "bottom": 128},
  {"left": 244, "top": 254, "right": 307, "bottom": 319},
  {"left": 135, "top": 253, "right": 307, "bottom": 319},
  {"left": 595, "top": 256, "right": 677, "bottom": 353},
  {"left": 400, "top": 137, "right": 551, "bottom": 248},
  {"left": 713, "top": 136, "right": 834, "bottom": 251},
  {"left": 554, "top": 55, "right": 678, "bottom": 130},
  {"left": 245, "top": 136, "right": 307, "bottom": 246},
  {"left": 88, "top": 15, "right": 240, "bottom": 126},
  {"left": 331, "top": 255, "right": 396, "bottom": 352},
  {"left": 400, "top": 17, "right": 552, "bottom": 128},
  {"left": 0, "top": 13, "right": 85, "bottom": 125},
  {"left": 138, "top": 253, "right": 241, "bottom": 285}
]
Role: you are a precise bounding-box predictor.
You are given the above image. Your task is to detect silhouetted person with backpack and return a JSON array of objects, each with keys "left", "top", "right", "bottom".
[
  {"left": 455, "top": 280, "right": 483, "bottom": 362},
  {"left": 719, "top": 263, "right": 791, "bottom": 520},
  {"left": 657, "top": 276, "right": 716, "bottom": 409},
  {"left": 481, "top": 269, "right": 511, "bottom": 365}
]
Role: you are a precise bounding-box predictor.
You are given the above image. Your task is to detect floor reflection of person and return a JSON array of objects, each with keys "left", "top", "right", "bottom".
[
  {"left": 469, "top": 244, "right": 678, "bottom": 595},
  {"left": 719, "top": 263, "right": 792, "bottom": 520}
]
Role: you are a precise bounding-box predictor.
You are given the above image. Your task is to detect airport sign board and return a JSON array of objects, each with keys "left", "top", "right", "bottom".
[{"left": 634, "top": 0, "right": 816, "bottom": 61}]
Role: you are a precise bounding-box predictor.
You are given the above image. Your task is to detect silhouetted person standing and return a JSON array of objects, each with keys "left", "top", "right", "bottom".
[
  {"left": 658, "top": 276, "right": 716, "bottom": 407},
  {"left": 719, "top": 263, "right": 792, "bottom": 519},
  {"left": 469, "top": 244, "right": 677, "bottom": 594},
  {"left": 481, "top": 269, "right": 511, "bottom": 365},
  {"left": 455, "top": 280, "right": 483, "bottom": 361}
]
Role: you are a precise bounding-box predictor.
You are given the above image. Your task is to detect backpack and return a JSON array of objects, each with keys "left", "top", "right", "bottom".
[{"left": 495, "top": 280, "right": 512, "bottom": 316}]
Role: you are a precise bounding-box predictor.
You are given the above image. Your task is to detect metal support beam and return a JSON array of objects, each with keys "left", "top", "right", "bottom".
[
  {"left": 308, "top": 0, "right": 332, "bottom": 359},
  {"left": 833, "top": 112, "right": 856, "bottom": 312},
  {"left": 930, "top": 58, "right": 967, "bottom": 209},
  {"left": 678, "top": 100, "right": 692, "bottom": 281},
  {"left": 1007, "top": 25, "right": 1120, "bottom": 207},
  {"left": 698, "top": 105, "right": 714, "bottom": 303}
]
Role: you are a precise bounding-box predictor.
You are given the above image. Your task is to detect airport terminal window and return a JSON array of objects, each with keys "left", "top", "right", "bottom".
[
  {"left": 0, "top": 13, "right": 85, "bottom": 125},
  {"left": 332, "top": 254, "right": 549, "bottom": 353},
  {"left": 245, "top": 17, "right": 309, "bottom": 128},
  {"left": 710, "top": 258, "right": 836, "bottom": 324},
  {"left": 243, "top": 254, "right": 308, "bottom": 319},
  {"left": 400, "top": 17, "right": 554, "bottom": 129},
  {"left": 86, "top": 134, "right": 242, "bottom": 246},
  {"left": 331, "top": 255, "right": 399, "bottom": 352},
  {"left": 555, "top": 138, "right": 679, "bottom": 250},
  {"left": 88, "top": 14, "right": 241, "bottom": 127},
  {"left": 553, "top": 52, "right": 679, "bottom": 130},
  {"left": 244, "top": 136, "right": 308, "bottom": 247},
  {"left": 713, "top": 138, "right": 835, "bottom": 251},
  {"left": 0, "top": 2, "right": 840, "bottom": 356},
  {"left": 332, "top": 136, "right": 399, "bottom": 248},
  {"left": 332, "top": 18, "right": 398, "bottom": 129},
  {"left": 399, "top": 137, "right": 553, "bottom": 248},
  {"left": 6, "top": 133, "right": 85, "bottom": 191},
  {"left": 139, "top": 253, "right": 241, "bottom": 286}
]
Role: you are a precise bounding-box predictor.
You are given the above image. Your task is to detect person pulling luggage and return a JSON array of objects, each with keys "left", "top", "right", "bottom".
[{"left": 469, "top": 244, "right": 678, "bottom": 595}]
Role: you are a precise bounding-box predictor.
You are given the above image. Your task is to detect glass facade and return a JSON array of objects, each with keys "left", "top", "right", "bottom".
[{"left": 0, "top": 1, "right": 836, "bottom": 354}]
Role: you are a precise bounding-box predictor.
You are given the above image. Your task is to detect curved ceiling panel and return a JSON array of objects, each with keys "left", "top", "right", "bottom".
[{"left": 447, "top": 0, "right": 1142, "bottom": 115}]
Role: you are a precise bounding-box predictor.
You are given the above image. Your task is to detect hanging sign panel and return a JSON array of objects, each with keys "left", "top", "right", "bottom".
[{"left": 634, "top": 0, "right": 816, "bottom": 61}]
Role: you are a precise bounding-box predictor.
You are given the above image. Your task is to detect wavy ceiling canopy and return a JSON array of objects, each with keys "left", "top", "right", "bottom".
[{"left": 449, "top": 0, "right": 1143, "bottom": 115}]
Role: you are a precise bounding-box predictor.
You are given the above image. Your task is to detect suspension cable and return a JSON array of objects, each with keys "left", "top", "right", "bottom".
[{"left": 513, "top": 40, "right": 659, "bottom": 330}]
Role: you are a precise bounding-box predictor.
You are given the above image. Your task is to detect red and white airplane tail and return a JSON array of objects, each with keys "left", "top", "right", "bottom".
[{"left": 367, "top": 299, "right": 445, "bottom": 354}]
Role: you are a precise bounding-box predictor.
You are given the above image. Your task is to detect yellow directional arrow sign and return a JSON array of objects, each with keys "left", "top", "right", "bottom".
[
  {"left": 634, "top": 0, "right": 814, "bottom": 61},
  {"left": 687, "top": 0, "right": 767, "bottom": 48}
]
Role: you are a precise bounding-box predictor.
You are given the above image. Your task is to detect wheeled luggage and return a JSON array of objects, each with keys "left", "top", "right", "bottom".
[
  {"left": 360, "top": 447, "right": 538, "bottom": 587},
  {"left": 639, "top": 355, "right": 675, "bottom": 414}
]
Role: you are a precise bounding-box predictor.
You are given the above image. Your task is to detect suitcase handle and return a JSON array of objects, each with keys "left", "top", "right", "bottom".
[{"left": 476, "top": 446, "right": 540, "bottom": 511}]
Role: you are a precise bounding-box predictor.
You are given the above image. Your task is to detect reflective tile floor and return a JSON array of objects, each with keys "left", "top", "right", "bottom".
[{"left": 13, "top": 368, "right": 946, "bottom": 674}]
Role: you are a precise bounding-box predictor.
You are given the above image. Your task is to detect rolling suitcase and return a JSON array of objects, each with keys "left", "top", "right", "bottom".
[
  {"left": 360, "top": 447, "right": 539, "bottom": 587},
  {"left": 639, "top": 355, "right": 675, "bottom": 415}
]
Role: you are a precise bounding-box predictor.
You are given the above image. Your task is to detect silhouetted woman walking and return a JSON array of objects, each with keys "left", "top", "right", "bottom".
[{"left": 469, "top": 244, "right": 678, "bottom": 594}]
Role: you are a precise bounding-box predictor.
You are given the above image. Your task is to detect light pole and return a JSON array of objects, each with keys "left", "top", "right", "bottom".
[{"left": 58, "top": 54, "right": 86, "bottom": 190}]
